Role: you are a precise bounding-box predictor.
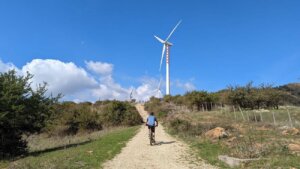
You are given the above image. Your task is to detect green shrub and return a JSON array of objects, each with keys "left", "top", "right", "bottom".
[
  {"left": 100, "top": 101, "right": 142, "bottom": 127},
  {"left": 168, "top": 118, "right": 192, "bottom": 134},
  {"left": 45, "top": 101, "right": 142, "bottom": 136},
  {"left": 0, "top": 70, "right": 60, "bottom": 158},
  {"left": 144, "top": 97, "right": 171, "bottom": 120},
  {"left": 167, "top": 118, "right": 211, "bottom": 136},
  {"left": 157, "top": 111, "right": 168, "bottom": 119},
  {"left": 65, "top": 105, "right": 102, "bottom": 134},
  {"left": 122, "top": 104, "right": 143, "bottom": 126}
]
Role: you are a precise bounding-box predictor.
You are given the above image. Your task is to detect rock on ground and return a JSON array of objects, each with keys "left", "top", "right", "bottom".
[
  {"left": 218, "top": 155, "right": 259, "bottom": 168},
  {"left": 288, "top": 144, "right": 300, "bottom": 152},
  {"left": 281, "top": 128, "right": 300, "bottom": 136},
  {"left": 205, "top": 127, "right": 228, "bottom": 140}
]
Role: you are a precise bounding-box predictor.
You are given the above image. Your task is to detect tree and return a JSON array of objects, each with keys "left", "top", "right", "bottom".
[
  {"left": 0, "top": 70, "right": 60, "bottom": 158},
  {"left": 184, "top": 91, "right": 209, "bottom": 111},
  {"left": 227, "top": 83, "right": 284, "bottom": 109}
]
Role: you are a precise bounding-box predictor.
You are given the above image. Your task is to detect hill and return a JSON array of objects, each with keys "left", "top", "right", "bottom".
[{"left": 277, "top": 83, "right": 300, "bottom": 105}]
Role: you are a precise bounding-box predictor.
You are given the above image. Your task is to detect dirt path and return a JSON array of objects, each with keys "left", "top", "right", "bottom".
[{"left": 103, "top": 104, "right": 217, "bottom": 169}]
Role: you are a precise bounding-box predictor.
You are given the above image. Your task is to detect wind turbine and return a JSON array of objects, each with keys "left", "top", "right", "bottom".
[
  {"left": 154, "top": 77, "right": 163, "bottom": 98},
  {"left": 154, "top": 20, "right": 182, "bottom": 95},
  {"left": 129, "top": 88, "right": 134, "bottom": 101}
]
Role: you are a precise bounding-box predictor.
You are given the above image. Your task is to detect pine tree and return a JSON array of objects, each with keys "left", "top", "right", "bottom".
[{"left": 0, "top": 70, "right": 60, "bottom": 158}]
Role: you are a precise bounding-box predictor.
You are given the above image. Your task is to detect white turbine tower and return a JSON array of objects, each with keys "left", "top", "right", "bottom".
[{"left": 154, "top": 20, "right": 182, "bottom": 95}]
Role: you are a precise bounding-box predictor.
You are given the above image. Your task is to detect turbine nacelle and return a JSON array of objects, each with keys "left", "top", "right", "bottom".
[{"left": 154, "top": 35, "right": 173, "bottom": 46}]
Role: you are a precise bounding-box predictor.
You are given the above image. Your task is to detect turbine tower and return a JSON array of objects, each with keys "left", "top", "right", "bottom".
[{"left": 154, "top": 20, "right": 182, "bottom": 95}]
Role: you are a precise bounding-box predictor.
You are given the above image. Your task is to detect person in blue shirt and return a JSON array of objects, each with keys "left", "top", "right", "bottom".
[{"left": 146, "top": 112, "right": 158, "bottom": 136}]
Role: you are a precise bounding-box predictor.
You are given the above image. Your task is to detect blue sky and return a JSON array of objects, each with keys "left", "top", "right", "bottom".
[{"left": 0, "top": 0, "right": 300, "bottom": 101}]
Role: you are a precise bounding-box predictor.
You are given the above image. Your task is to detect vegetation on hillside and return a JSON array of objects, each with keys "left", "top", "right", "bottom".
[
  {"left": 277, "top": 83, "right": 300, "bottom": 105},
  {"left": 46, "top": 100, "right": 143, "bottom": 136},
  {"left": 145, "top": 82, "right": 300, "bottom": 168},
  {"left": 0, "top": 70, "right": 142, "bottom": 159},
  {"left": 145, "top": 82, "right": 300, "bottom": 114}
]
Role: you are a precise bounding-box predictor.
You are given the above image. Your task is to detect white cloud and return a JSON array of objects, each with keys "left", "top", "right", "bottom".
[
  {"left": 0, "top": 59, "right": 20, "bottom": 73},
  {"left": 85, "top": 61, "right": 113, "bottom": 75},
  {"left": 133, "top": 77, "right": 162, "bottom": 101},
  {"left": 175, "top": 80, "right": 196, "bottom": 92},
  {"left": 91, "top": 75, "right": 131, "bottom": 101},
  {"left": 22, "top": 59, "right": 98, "bottom": 95},
  {"left": 135, "top": 84, "right": 158, "bottom": 101},
  {"left": 0, "top": 59, "right": 196, "bottom": 102},
  {"left": 68, "top": 75, "right": 161, "bottom": 102}
]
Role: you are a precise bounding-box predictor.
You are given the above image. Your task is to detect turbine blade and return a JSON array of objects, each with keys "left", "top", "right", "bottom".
[
  {"left": 165, "top": 20, "right": 182, "bottom": 42},
  {"left": 130, "top": 88, "right": 133, "bottom": 98},
  {"left": 152, "top": 88, "right": 158, "bottom": 93},
  {"left": 158, "top": 90, "right": 162, "bottom": 97},
  {"left": 159, "top": 45, "right": 166, "bottom": 71},
  {"left": 154, "top": 35, "right": 165, "bottom": 43},
  {"left": 158, "top": 77, "right": 162, "bottom": 89}
]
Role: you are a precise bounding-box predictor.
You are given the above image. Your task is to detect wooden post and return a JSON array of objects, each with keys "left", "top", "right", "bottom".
[
  {"left": 287, "top": 109, "right": 293, "bottom": 128},
  {"left": 238, "top": 106, "right": 245, "bottom": 121},
  {"left": 202, "top": 104, "right": 204, "bottom": 112},
  {"left": 233, "top": 106, "right": 237, "bottom": 120},
  {"left": 210, "top": 102, "right": 213, "bottom": 111},
  {"left": 246, "top": 111, "right": 250, "bottom": 122},
  {"left": 253, "top": 111, "right": 257, "bottom": 122},
  {"left": 220, "top": 103, "right": 223, "bottom": 114},
  {"left": 272, "top": 111, "right": 276, "bottom": 126},
  {"left": 259, "top": 112, "right": 263, "bottom": 122}
]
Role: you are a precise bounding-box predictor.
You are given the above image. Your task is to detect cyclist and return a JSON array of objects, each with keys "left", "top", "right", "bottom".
[{"left": 146, "top": 112, "right": 158, "bottom": 141}]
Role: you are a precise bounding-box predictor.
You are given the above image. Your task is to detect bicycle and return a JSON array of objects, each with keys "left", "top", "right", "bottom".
[{"left": 147, "top": 125, "right": 157, "bottom": 146}]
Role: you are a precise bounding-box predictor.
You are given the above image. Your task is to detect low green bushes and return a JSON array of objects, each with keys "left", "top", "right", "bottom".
[
  {"left": 100, "top": 101, "right": 143, "bottom": 127},
  {"left": 167, "top": 118, "right": 207, "bottom": 137},
  {"left": 45, "top": 101, "right": 142, "bottom": 136},
  {"left": 65, "top": 104, "right": 102, "bottom": 135},
  {"left": 144, "top": 97, "right": 171, "bottom": 116}
]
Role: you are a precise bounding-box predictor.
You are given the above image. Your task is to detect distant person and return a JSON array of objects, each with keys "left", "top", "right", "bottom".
[{"left": 146, "top": 112, "right": 158, "bottom": 140}]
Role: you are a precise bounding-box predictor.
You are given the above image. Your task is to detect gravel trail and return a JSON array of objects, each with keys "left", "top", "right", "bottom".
[{"left": 102, "top": 104, "right": 217, "bottom": 169}]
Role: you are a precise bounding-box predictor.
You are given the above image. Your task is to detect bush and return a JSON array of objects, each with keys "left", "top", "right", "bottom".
[
  {"left": 168, "top": 118, "right": 192, "bottom": 134},
  {"left": 100, "top": 101, "right": 142, "bottom": 127},
  {"left": 157, "top": 111, "right": 168, "bottom": 119},
  {"left": 51, "top": 103, "right": 102, "bottom": 135},
  {"left": 122, "top": 104, "right": 143, "bottom": 126},
  {"left": 0, "top": 70, "right": 60, "bottom": 158},
  {"left": 45, "top": 100, "right": 142, "bottom": 136},
  {"left": 167, "top": 118, "right": 216, "bottom": 136},
  {"left": 144, "top": 97, "right": 171, "bottom": 118}
]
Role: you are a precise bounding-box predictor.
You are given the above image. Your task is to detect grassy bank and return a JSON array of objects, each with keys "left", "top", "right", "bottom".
[
  {"left": 1, "top": 126, "right": 139, "bottom": 169},
  {"left": 163, "top": 107, "right": 300, "bottom": 169}
]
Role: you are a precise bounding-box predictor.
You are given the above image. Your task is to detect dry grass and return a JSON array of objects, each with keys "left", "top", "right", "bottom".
[
  {"left": 165, "top": 106, "right": 300, "bottom": 168},
  {"left": 24, "top": 127, "right": 127, "bottom": 153}
]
